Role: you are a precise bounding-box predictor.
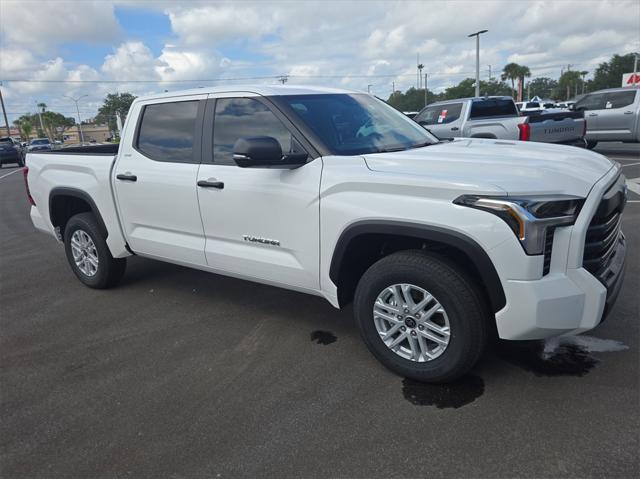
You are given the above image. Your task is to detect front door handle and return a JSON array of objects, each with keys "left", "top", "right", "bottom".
[
  {"left": 588, "top": 113, "right": 598, "bottom": 117},
  {"left": 450, "top": 127, "right": 459, "bottom": 131},
  {"left": 623, "top": 111, "right": 633, "bottom": 114},
  {"left": 197, "top": 180, "right": 224, "bottom": 189},
  {"left": 116, "top": 173, "right": 137, "bottom": 182}
]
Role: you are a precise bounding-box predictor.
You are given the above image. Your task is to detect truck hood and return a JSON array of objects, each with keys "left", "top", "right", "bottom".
[{"left": 363, "top": 138, "right": 615, "bottom": 197}]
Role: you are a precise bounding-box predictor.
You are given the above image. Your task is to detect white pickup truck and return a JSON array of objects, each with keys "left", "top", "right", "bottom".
[
  {"left": 415, "top": 96, "right": 586, "bottom": 145},
  {"left": 25, "top": 86, "right": 627, "bottom": 383}
]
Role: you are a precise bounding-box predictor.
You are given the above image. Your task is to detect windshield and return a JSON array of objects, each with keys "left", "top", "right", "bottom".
[
  {"left": 31, "top": 139, "right": 49, "bottom": 145},
  {"left": 277, "top": 94, "right": 438, "bottom": 155}
]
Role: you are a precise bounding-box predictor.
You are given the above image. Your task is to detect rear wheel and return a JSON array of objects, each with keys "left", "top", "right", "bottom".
[
  {"left": 353, "top": 251, "right": 489, "bottom": 383},
  {"left": 64, "top": 213, "right": 126, "bottom": 288}
]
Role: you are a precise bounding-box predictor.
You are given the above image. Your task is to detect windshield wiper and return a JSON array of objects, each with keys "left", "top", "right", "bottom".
[
  {"left": 408, "top": 140, "right": 436, "bottom": 149},
  {"left": 374, "top": 146, "right": 409, "bottom": 153}
]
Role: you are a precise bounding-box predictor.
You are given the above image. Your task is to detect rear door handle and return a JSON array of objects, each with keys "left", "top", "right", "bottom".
[
  {"left": 623, "top": 111, "right": 633, "bottom": 114},
  {"left": 450, "top": 127, "right": 459, "bottom": 131},
  {"left": 588, "top": 113, "right": 598, "bottom": 117},
  {"left": 197, "top": 180, "right": 224, "bottom": 189},
  {"left": 116, "top": 173, "right": 137, "bottom": 182}
]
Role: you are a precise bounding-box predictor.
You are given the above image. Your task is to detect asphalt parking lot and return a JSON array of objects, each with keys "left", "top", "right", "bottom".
[{"left": 1, "top": 144, "right": 639, "bottom": 478}]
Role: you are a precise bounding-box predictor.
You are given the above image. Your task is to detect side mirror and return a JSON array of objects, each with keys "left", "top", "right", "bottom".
[{"left": 233, "top": 136, "right": 307, "bottom": 169}]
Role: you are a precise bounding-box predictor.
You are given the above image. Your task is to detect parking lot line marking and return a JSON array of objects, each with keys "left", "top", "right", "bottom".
[
  {"left": 0, "top": 168, "right": 22, "bottom": 180},
  {"left": 626, "top": 178, "right": 640, "bottom": 196}
]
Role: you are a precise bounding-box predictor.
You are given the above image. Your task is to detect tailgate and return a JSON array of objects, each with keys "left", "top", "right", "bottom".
[{"left": 525, "top": 110, "right": 585, "bottom": 143}]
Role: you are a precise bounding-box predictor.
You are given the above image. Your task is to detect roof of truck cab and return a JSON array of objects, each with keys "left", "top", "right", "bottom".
[
  {"left": 426, "top": 96, "right": 514, "bottom": 106},
  {"left": 134, "top": 85, "right": 362, "bottom": 102}
]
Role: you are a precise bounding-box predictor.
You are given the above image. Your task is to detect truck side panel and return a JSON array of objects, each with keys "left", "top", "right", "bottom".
[
  {"left": 27, "top": 152, "right": 130, "bottom": 258},
  {"left": 462, "top": 116, "right": 522, "bottom": 139}
]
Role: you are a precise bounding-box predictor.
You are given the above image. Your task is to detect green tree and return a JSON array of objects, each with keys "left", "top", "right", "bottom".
[
  {"left": 16, "top": 111, "right": 74, "bottom": 141},
  {"left": 387, "top": 87, "right": 435, "bottom": 111},
  {"left": 556, "top": 71, "right": 582, "bottom": 100},
  {"left": 590, "top": 53, "right": 639, "bottom": 91},
  {"left": 525, "top": 77, "right": 558, "bottom": 99},
  {"left": 96, "top": 92, "right": 137, "bottom": 133},
  {"left": 21, "top": 121, "right": 33, "bottom": 141},
  {"left": 440, "top": 78, "right": 511, "bottom": 99},
  {"left": 501, "top": 63, "right": 531, "bottom": 99},
  {"left": 40, "top": 111, "right": 75, "bottom": 140}
]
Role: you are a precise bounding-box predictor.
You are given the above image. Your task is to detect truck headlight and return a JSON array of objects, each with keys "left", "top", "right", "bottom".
[{"left": 453, "top": 195, "right": 585, "bottom": 255}]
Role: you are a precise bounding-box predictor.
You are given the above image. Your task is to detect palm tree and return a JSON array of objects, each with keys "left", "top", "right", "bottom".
[
  {"left": 580, "top": 71, "right": 588, "bottom": 94},
  {"left": 502, "top": 63, "right": 531, "bottom": 99},
  {"left": 501, "top": 63, "right": 520, "bottom": 98}
]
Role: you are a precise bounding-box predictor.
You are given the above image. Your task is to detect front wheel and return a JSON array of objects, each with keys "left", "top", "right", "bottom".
[
  {"left": 64, "top": 213, "right": 126, "bottom": 288},
  {"left": 353, "top": 251, "right": 489, "bottom": 383}
]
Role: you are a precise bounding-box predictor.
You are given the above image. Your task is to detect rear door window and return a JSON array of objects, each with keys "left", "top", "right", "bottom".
[
  {"left": 136, "top": 101, "right": 199, "bottom": 163},
  {"left": 415, "top": 103, "right": 463, "bottom": 125},
  {"left": 604, "top": 91, "right": 637, "bottom": 109},
  {"left": 469, "top": 99, "right": 518, "bottom": 118}
]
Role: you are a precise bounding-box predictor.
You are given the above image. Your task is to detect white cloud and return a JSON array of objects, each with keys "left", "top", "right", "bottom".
[
  {"left": 166, "top": 5, "right": 276, "bottom": 45},
  {"left": 102, "top": 42, "right": 163, "bottom": 80},
  {"left": 1, "top": 0, "right": 120, "bottom": 51},
  {"left": 1, "top": 0, "right": 639, "bottom": 124}
]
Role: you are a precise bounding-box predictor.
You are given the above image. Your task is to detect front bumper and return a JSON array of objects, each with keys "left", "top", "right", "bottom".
[
  {"left": 495, "top": 236, "right": 626, "bottom": 339},
  {"left": 495, "top": 165, "right": 627, "bottom": 340}
]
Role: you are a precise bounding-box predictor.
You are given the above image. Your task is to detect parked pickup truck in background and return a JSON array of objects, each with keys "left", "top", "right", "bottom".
[
  {"left": 573, "top": 86, "right": 640, "bottom": 149},
  {"left": 25, "top": 85, "right": 626, "bottom": 383},
  {"left": 414, "top": 96, "right": 586, "bottom": 145}
]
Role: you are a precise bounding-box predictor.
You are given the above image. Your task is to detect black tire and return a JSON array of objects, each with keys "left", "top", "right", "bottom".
[
  {"left": 64, "top": 212, "right": 126, "bottom": 289},
  {"left": 586, "top": 141, "right": 598, "bottom": 150},
  {"left": 354, "top": 250, "right": 489, "bottom": 383}
]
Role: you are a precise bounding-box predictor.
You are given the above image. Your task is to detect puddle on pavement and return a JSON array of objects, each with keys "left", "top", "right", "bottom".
[
  {"left": 498, "top": 335, "right": 629, "bottom": 377},
  {"left": 402, "top": 375, "right": 484, "bottom": 408},
  {"left": 310, "top": 330, "right": 337, "bottom": 345}
]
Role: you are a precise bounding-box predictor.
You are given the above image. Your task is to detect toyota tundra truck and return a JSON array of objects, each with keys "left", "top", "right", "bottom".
[
  {"left": 24, "top": 86, "right": 627, "bottom": 382},
  {"left": 414, "top": 96, "right": 586, "bottom": 145}
]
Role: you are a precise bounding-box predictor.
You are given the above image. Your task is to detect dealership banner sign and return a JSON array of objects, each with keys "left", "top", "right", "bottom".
[{"left": 622, "top": 72, "right": 640, "bottom": 86}]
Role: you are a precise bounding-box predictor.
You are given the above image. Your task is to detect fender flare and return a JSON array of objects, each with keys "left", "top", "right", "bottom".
[
  {"left": 49, "top": 187, "right": 108, "bottom": 238},
  {"left": 329, "top": 220, "right": 506, "bottom": 312}
]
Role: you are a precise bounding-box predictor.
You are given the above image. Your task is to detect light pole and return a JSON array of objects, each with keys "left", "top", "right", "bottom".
[
  {"left": 64, "top": 94, "right": 88, "bottom": 144},
  {"left": 468, "top": 29, "right": 488, "bottom": 97},
  {"left": 35, "top": 101, "right": 45, "bottom": 137},
  {"left": 367, "top": 84, "right": 373, "bottom": 94}
]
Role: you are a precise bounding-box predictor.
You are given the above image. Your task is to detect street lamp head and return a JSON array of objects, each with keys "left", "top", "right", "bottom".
[{"left": 468, "top": 29, "right": 488, "bottom": 37}]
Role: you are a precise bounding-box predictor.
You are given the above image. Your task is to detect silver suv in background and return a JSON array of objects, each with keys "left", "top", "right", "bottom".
[{"left": 574, "top": 87, "right": 640, "bottom": 149}]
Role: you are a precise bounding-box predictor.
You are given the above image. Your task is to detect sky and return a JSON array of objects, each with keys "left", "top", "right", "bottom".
[{"left": 0, "top": 0, "right": 639, "bottom": 124}]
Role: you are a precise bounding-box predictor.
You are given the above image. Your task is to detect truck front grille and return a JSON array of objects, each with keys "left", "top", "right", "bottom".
[
  {"left": 543, "top": 227, "right": 554, "bottom": 275},
  {"left": 582, "top": 174, "right": 626, "bottom": 283}
]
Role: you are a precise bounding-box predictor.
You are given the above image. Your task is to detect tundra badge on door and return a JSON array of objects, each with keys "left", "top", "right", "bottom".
[{"left": 243, "top": 235, "right": 280, "bottom": 246}]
